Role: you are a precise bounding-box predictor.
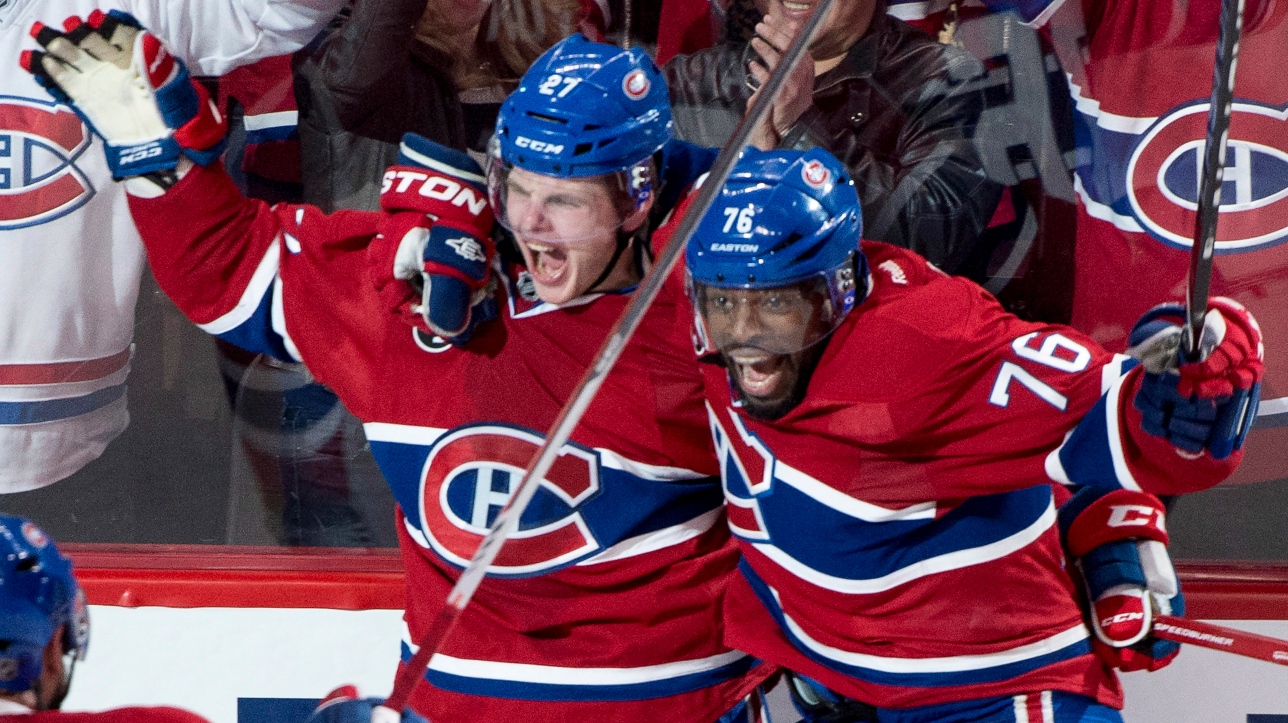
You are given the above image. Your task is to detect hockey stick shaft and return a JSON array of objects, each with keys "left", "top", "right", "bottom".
[
  {"left": 380, "top": 1, "right": 837, "bottom": 713},
  {"left": 1154, "top": 615, "right": 1288, "bottom": 667},
  {"left": 1184, "top": 0, "right": 1244, "bottom": 361}
]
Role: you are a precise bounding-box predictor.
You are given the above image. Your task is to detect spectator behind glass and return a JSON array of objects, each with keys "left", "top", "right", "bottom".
[
  {"left": 295, "top": 0, "right": 599, "bottom": 212},
  {"left": 664, "top": 0, "right": 1003, "bottom": 280}
]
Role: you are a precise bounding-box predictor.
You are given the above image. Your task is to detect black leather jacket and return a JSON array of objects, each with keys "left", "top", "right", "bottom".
[{"left": 664, "top": 13, "right": 1003, "bottom": 278}]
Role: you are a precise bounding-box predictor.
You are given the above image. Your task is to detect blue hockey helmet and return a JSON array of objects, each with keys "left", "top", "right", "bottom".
[
  {"left": 686, "top": 147, "right": 867, "bottom": 356},
  {"left": 0, "top": 516, "right": 89, "bottom": 694},
  {"left": 488, "top": 33, "right": 672, "bottom": 246}
]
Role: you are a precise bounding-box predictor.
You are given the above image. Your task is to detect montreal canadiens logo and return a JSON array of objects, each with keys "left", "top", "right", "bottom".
[
  {"left": 801, "top": 159, "right": 830, "bottom": 189},
  {"left": 1127, "top": 100, "right": 1288, "bottom": 251},
  {"left": 20, "top": 522, "right": 48, "bottom": 549},
  {"left": 622, "top": 69, "right": 650, "bottom": 100},
  {"left": 418, "top": 424, "right": 601, "bottom": 576},
  {"left": 0, "top": 96, "right": 94, "bottom": 230}
]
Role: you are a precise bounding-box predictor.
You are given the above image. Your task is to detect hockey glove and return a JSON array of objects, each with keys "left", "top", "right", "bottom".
[
  {"left": 20, "top": 10, "right": 226, "bottom": 180},
  {"left": 1059, "top": 487, "right": 1182, "bottom": 672},
  {"left": 306, "top": 685, "right": 427, "bottom": 723},
  {"left": 370, "top": 133, "right": 497, "bottom": 345},
  {"left": 1128, "top": 297, "right": 1263, "bottom": 459}
]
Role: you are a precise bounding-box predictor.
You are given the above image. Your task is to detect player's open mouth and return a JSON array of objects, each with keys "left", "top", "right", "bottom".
[
  {"left": 727, "top": 348, "right": 788, "bottom": 399},
  {"left": 524, "top": 242, "right": 569, "bottom": 286}
]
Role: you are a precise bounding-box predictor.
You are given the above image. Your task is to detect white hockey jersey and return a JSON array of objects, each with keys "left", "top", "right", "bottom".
[{"left": 0, "top": 0, "right": 343, "bottom": 490}]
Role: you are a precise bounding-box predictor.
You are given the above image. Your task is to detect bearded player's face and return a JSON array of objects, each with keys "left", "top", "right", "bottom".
[
  {"left": 700, "top": 284, "right": 832, "bottom": 420},
  {"left": 504, "top": 168, "right": 628, "bottom": 305}
]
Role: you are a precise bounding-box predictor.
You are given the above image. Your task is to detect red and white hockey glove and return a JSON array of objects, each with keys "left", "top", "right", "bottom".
[
  {"left": 1059, "top": 487, "right": 1182, "bottom": 672},
  {"left": 1128, "top": 297, "right": 1264, "bottom": 459},
  {"left": 307, "top": 685, "right": 427, "bottom": 723},
  {"left": 21, "top": 10, "right": 226, "bottom": 181},
  {"left": 369, "top": 133, "right": 497, "bottom": 344}
]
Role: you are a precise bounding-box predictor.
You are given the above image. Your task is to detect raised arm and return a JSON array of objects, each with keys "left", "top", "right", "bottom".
[{"left": 120, "top": 0, "right": 348, "bottom": 75}]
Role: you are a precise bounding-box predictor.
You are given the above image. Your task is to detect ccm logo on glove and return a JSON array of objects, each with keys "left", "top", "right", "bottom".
[{"left": 1106, "top": 505, "right": 1166, "bottom": 532}]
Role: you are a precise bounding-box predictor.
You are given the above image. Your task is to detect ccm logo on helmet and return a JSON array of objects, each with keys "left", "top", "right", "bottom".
[
  {"left": 515, "top": 136, "right": 565, "bottom": 154},
  {"left": 1107, "top": 504, "right": 1165, "bottom": 532},
  {"left": 622, "top": 69, "right": 651, "bottom": 100},
  {"left": 381, "top": 170, "right": 488, "bottom": 216}
]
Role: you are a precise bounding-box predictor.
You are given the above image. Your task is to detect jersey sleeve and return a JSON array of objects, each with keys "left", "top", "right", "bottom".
[
  {"left": 122, "top": 0, "right": 347, "bottom": 76},
  {"left": 126, "top": 161, "right": 386, "bottom": 416},
  {"left": 901, "top": 275, "right": 1236, "bottom": 498}
]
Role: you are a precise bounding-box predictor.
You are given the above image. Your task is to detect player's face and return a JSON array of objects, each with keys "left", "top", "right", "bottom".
[
  {"left": 504, "top": 168, "right": 630, "bottom": 304},
  {"left": 699, "top": 283, "right": 831, "bottom": 419}
]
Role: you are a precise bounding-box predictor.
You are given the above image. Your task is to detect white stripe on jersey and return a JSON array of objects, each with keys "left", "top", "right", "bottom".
[
  {"left": 243, "top": 110, "right": 298, "bottom": 131},
  {"left": 774, "top": 461, "right": 938, "bottom": 522},
  {"left": 1103, "top": 371, "right": 1143, "bottom": 492},
  {"left": 1065, "top": 76, "right": 1157, "bottom": 134},
  {"left": 751, "top": 498, "right": 1056, "bottom": 594},
  {"left": 778, "top": 596, "right": 1090, "bottom": 674},
  {"left": 579, "top": 508, "right": 721, "bottom": 566},
  {"left": 1073, "top": 175, "right": 1145, "bottom": 234},
  {"left": 402, "top": 627, "right": 749, "bottom": 686},
  {"left": 197, "top": 240, "right": 281, "bottom": 334}
]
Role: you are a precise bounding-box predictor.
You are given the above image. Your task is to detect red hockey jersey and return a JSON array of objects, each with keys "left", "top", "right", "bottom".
[
  {"left": 0, "top": 705, "right": 206, "bottom": 722},
  {"left": 1026, "top": 0, "right": 1288, "bottom": 483},
  {"left": 125, "top": 163, "right": 767, "bottom": 722},
  {"left": 696, "top": 242, "right": 1237, "bottom": 710}
]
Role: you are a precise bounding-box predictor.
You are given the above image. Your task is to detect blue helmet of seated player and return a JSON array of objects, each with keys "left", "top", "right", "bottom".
[
  {"left": 488, "top": 33, "right": 672, "bottom": 304},
  {"left": 0, "top": 516, "right": 90, "bottom": 711},
  {"left": 686, "top": 148, "right": 867, "bottom": 420}
]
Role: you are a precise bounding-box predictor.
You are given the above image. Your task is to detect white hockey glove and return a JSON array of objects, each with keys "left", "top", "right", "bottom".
[{"left": 21, "top": 10, "right": 226, "bottom": 184}]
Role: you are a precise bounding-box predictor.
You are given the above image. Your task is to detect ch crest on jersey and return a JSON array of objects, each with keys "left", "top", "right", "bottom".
[
  {"left": 1127, "top": 100, "right": 1288, "bottom": 252},
  {"left": 418, "top": 424, "right": 602, "bottom": 577},
  {"left": 0, "top": 97, "right": 94, "bottom": 230},
  {"left": 708, "top": 404, "right": 774, "bottom": 541}
]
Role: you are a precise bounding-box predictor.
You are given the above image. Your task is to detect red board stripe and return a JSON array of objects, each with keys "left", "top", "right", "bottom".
[{"left": 61, "top": 546, "right": 1288, "bottom": 617}]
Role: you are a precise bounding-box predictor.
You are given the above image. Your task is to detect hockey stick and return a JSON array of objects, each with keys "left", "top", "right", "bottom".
[
  {"left": 1154, "top": 615, "right": 1288, "bottom": 667},
  {"left": 376, "top": 2, "right": 837, "bottom": 718},
  {"left": 1183, "top": 0, "right": 1244, "bottom": 361}
]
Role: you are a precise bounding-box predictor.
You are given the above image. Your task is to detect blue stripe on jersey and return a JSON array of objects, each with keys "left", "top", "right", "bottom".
[
  {"left": 368, "top": 438, "right": 434, "bottom": 528},
  {"left": 1055, "top": 359, "right": 1141, "bottom": 492},
  {"left": 972, "top": 0, "right": 1059, "bottom": 25},
  {"left": 245, "top": 126, "right": 298, "bottom": 145},
  {"left": 0, "top": 383, "right": 125, "bottom": 425},
  {"left": 753, "top": 484, "right": 1052, "bottom": 582},
  {"left": 212, "top": 281, "right": 294, "bottom": 362},
  {"left": 1073, "top": 111, "right": 1144, "bottom": 217},
  {"left": 740, "top": 561, "right": 1092, "bottom": 689},
  {"left": 403, "top": 643, "right": 758, "bottom": 702}
]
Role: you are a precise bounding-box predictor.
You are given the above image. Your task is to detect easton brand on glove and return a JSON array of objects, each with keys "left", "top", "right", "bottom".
[
  {"left": 369, "top": 133, "right": 496, "bottom": 344},
  {"left": 1059, "top": 487, "right": 1182, "bottom": 672},
  {"left": 21, "top": 10, "right": 226, "bottom": 179},
  {"left": 1128, "top": 297, "right": 1264, "bottom": 459}
]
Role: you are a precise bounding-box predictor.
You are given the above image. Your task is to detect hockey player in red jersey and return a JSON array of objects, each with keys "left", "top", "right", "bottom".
[
  {"left": 0, "top": 515, "right": 210, "bottom": 723},
  {"left": 678, "top": 147, "right": 1264, "bottom": 721},
  {"left": 21, "top": 18, "right": 770, "bottom": 723},
  {"left": 980, "top": 0, "right": 1288, "bottom": 484}
]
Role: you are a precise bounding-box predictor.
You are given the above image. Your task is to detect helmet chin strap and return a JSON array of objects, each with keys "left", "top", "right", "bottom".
[{"left": 585, "top": 221, "right": 648, "bottom": 295}]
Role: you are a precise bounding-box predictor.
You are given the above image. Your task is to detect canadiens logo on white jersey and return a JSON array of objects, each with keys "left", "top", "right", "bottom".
[
  {"left": 0, "top": 96, "right": 94, "bottom": 230},
  {"left": 1127, "top": 100, "right": 1288, "bottom": 251},
  {"left": 418, "top": 424, "right": 602, "bottom": 576}
]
